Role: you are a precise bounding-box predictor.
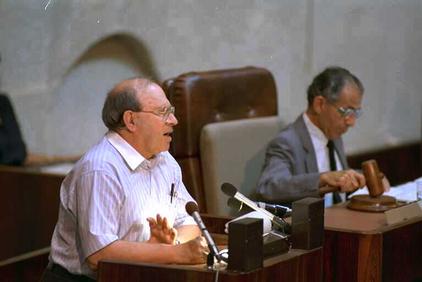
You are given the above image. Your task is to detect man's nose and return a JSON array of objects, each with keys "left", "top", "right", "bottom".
[
  {"left": 166, "top": 113, "right": 178, "bottom": 126},
  {"left": 345, "top": 115, "right": 357, "bottom": 127}
]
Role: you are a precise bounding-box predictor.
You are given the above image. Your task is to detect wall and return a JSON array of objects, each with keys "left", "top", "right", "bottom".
[{"left": 0, "top": 0, "right": 421, "bottom": 155}]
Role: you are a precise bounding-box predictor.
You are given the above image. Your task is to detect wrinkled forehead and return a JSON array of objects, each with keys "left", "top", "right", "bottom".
[{"left": 336, "top": 83, "right": 363, "bottom": 108}]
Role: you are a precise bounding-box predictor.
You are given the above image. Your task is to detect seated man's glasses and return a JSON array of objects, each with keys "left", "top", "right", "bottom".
[
  {"left": 138, "top": 106, "right": 175, "bottom": 122},
  {"left": 334, "top": 106, "right": 363, "bottom": 119}
]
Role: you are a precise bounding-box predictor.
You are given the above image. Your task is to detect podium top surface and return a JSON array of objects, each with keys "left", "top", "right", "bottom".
[{"left": 324, "top": 202, "right": 422, "bottom": 234}]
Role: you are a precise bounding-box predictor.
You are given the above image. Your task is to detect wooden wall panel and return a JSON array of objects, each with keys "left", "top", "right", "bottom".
[{"left": 347, "top": 142, "right": 421, "bottom": 185}]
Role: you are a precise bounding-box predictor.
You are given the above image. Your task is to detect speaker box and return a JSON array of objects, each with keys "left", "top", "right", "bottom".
[
  {"left": 228, "top": 217, "right": 263, "bottom": 272},
  {"left": 291, "top": 197, "right": 324, "bottom": 250}
]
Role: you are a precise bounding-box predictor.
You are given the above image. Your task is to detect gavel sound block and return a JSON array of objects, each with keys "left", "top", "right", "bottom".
[{"left": 347, "top": 159, "right": 398, "bottom": 212}]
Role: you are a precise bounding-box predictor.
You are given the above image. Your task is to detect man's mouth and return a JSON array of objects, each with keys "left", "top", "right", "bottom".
[{"left": 163, "top": 131, "right": 173, "bottom": 138}]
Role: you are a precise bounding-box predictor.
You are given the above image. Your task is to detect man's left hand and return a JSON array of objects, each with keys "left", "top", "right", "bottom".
[{"left": 147, "top": 214, "right": 177, "bottom": 245}]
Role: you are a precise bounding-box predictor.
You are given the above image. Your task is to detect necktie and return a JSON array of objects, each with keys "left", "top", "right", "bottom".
[{"left": 327, "top": 140, "right": 342, "bottom": 204}]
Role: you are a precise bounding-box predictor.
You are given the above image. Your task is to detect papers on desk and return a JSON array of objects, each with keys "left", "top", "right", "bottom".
[{"left": 350, "top": 177, "right": 422, "bottom": 203}]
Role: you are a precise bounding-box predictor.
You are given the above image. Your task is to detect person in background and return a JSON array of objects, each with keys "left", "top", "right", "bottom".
[
  {"left": 0, "top": 52, "right": 79, "bottom": 166},
  {"left": 256, "top": 66, "right": 368, "bottom": 207},
  {"left": 42, "top": 78, "right": 208, "bottom": 282}
]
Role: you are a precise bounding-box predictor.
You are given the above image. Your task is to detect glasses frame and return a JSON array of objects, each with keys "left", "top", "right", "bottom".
[
  {"left": 137, "top": 106, "right": 175, "bottom": 122},
  {"left": 328, "top": 101, "right": 363, "bottom": 119},
  {"left": 333, "top": 105, "right": 363, "bottom": 119}
]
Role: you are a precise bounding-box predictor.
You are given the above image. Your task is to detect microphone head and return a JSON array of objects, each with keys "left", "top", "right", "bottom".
[
  {"left": 221, "top": 182, "right": 238, "bottom": 197},
  {"left": 185, "top": 201, "right": 199, "bottom": 215}
]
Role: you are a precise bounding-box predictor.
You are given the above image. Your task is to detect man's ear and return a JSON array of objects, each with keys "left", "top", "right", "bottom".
[
  {"left": 123, "top": 110, "right": 137, "bottom": 132},
  {"left": 312, "top": 96, "right": 326, "bottom": 115}
]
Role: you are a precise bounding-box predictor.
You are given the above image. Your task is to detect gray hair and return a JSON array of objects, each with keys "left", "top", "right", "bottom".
[{"left": 307, "top": 66, "right": 364, "bottom": 106}]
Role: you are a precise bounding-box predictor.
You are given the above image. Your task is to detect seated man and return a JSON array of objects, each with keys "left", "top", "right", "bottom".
[
  {"left": 256, "top": 66, "right": 366, "bottom": 207},
  {"left": 42, "top": 78, "right": 208, "bottom": 281}
]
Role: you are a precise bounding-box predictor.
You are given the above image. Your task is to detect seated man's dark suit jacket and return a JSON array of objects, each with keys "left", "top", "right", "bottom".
[{"left": 256, "top": 114, "right": 348, "bottom": 205}]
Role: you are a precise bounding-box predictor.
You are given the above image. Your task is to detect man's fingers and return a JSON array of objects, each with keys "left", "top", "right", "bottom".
[
  {"left": 382, "top": 177, "right": 391, "bottom": 192},
  {"left": 156, "top": 214, "right": 163, "bottom": 225},
  {"left": 347, "top": 170, "right": 365, "bottom": 187},
  {"left": 162, "top": 217, "right": 171, "bottom": 231},
  {"left": 147, "top": 217, "right": 157, "bottom": 226},
  {"left": 170, "top": 228, "right": 177, "bottom": 241},
  {"left": 349, "top": 174, "right": 359, "bottom": 188}
]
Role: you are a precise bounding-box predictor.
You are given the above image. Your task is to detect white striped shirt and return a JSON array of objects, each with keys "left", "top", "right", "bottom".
[{"left": 49, "top": 131, "right": 196, "bottom": 277}]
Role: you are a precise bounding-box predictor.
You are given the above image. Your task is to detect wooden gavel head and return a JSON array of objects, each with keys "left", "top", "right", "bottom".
[{"left": 362, "top": 159, "right": 384, "bottom": 197}]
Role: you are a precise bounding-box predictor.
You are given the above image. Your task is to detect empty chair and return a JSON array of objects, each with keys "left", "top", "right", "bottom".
[{"left": 162, "top": 66, "right": 278, "bottom": 212}]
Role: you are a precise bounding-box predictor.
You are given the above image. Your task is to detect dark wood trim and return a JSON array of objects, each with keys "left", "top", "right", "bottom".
[
  {"left": 0, "top": 167, "right": 63, "bottom": 261},
  {"left": 323, "top": 218, "right": 422, "bottom": 282},
  {"left": 0, "top": 252, "right": 49, "bottom": 282},
  {"left": 347, "top": 142, "right": 421, "bottom": 186}
]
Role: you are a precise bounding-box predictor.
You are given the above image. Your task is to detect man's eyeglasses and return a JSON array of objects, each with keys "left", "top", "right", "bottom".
[
  {"left": 334, "top": 106, "right": 363, "bottom": 119},
  {"left": 138, "top": 106, "right": 175, "bottom": 121}
]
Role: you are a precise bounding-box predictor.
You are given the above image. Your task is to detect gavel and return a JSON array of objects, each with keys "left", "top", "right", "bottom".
[
  {"left": 361, "top": 159, "right": 385, "bottom": 197},
  {"left": 319, "top": 159, "right": 384, "bottom": 197}
]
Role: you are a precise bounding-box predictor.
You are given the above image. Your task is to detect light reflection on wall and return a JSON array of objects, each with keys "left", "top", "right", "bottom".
[{"left": 47, "top": 34, "right": 159, "bottom": 155}]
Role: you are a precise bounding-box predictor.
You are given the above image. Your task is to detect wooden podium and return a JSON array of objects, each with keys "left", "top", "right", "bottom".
[
  {"left": 323, "top": 203, "right": 422, "bottom": 282},
  {"left": 98, "top": 248, "right": 322, "bottom": 282},
  {"left": 97, "top": 216, "right": 323, "bottom": 282}
]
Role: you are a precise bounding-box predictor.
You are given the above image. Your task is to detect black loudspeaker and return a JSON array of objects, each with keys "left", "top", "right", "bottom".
[
  {"left": 228, "top": 217, "right": 263, "bottom": 272},
  {"left": 291, "top": 197, "right": 324, "bottom": 250}
]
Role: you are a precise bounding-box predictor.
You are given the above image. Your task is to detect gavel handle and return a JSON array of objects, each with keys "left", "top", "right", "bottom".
[{"left": 319, "top": 185, "right": 339, "bottom": 196}]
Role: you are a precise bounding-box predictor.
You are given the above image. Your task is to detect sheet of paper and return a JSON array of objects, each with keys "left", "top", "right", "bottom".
[{"left": 350, "top": 177, "right": 422, "bottom": 203}]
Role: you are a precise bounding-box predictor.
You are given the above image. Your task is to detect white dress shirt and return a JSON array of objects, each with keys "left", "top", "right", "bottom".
[{"left": 303, "top": 113, "right": 345, "bottom": 206}]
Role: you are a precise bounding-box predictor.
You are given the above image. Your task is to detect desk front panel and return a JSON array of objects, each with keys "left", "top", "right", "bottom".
[{"left": 323, "top": 205, "right": 422, "bottom": 282}]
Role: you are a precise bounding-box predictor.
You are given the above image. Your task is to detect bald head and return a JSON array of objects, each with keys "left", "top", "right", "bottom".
[{"left": 102, "top": 78, "right": 158, "bottom": 131}]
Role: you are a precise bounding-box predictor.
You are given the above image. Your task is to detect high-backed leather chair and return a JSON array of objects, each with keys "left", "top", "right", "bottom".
[{"left": 162, "top": 66, "right": 278, "bottom": 212}]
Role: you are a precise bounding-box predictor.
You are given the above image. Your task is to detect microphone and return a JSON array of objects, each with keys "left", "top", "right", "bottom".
[
  {"left": 227, "top": 197, "right": 292, "bottom": 218},
  {"left": 185, "top": 201, "right": 222, "bottom": 262},
  {"left": 256, "top": 202, "right": 292, "bottom": 218},
  {"left": 221, "top": 183, "right": 290, "bottom": 233}
]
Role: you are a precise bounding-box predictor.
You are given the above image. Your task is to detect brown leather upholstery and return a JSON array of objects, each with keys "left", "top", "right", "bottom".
[{"left": 162, "top": 66, "right": 278, "bottom": 212}]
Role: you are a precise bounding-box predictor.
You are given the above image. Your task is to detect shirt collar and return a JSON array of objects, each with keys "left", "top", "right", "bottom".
[
  {"left": 106, "top": 131, "right": 160, "bottom": 171},
  {"left": 303, "top": 112, "right": 329, "bottom": 146}
]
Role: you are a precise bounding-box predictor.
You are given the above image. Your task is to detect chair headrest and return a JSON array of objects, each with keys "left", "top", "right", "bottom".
[{"left": 163, "top": 66, "right": 278, "bottom": 158}]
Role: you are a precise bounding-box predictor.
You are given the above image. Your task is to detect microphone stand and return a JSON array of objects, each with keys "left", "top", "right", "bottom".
[{"left": 207, "top": 253, "right": 215, "bottom": 269}]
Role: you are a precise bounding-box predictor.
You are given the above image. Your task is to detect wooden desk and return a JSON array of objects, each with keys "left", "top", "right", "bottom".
[
  {"left": 98, "top": 215, "right": 322, "bottom": 282},
  {"left": 323, "top": 203, "right": 422, "bottom": 282},
  {"left": 98, "top": 247, "right": 322, "bottom": 282},
  {"left": 0, "top": 167, "right": 323, "bottom": 282},
  {"left": 0, "top": 166, "right": 64, "bottom": 261},
  {"left": 0, "top": 166, "right": 64, "bottom": 281}
]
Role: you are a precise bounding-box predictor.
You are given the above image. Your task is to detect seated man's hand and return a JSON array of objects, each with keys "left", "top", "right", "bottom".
[
  {"left": 382, "top": 175, "right": 391, "bottom": 192},
  {"left": 147, "top": 214, "right": 177, "bottom": 245},
  {"left": 320, "top": 170, "right": 366, "bottom": 193}
]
